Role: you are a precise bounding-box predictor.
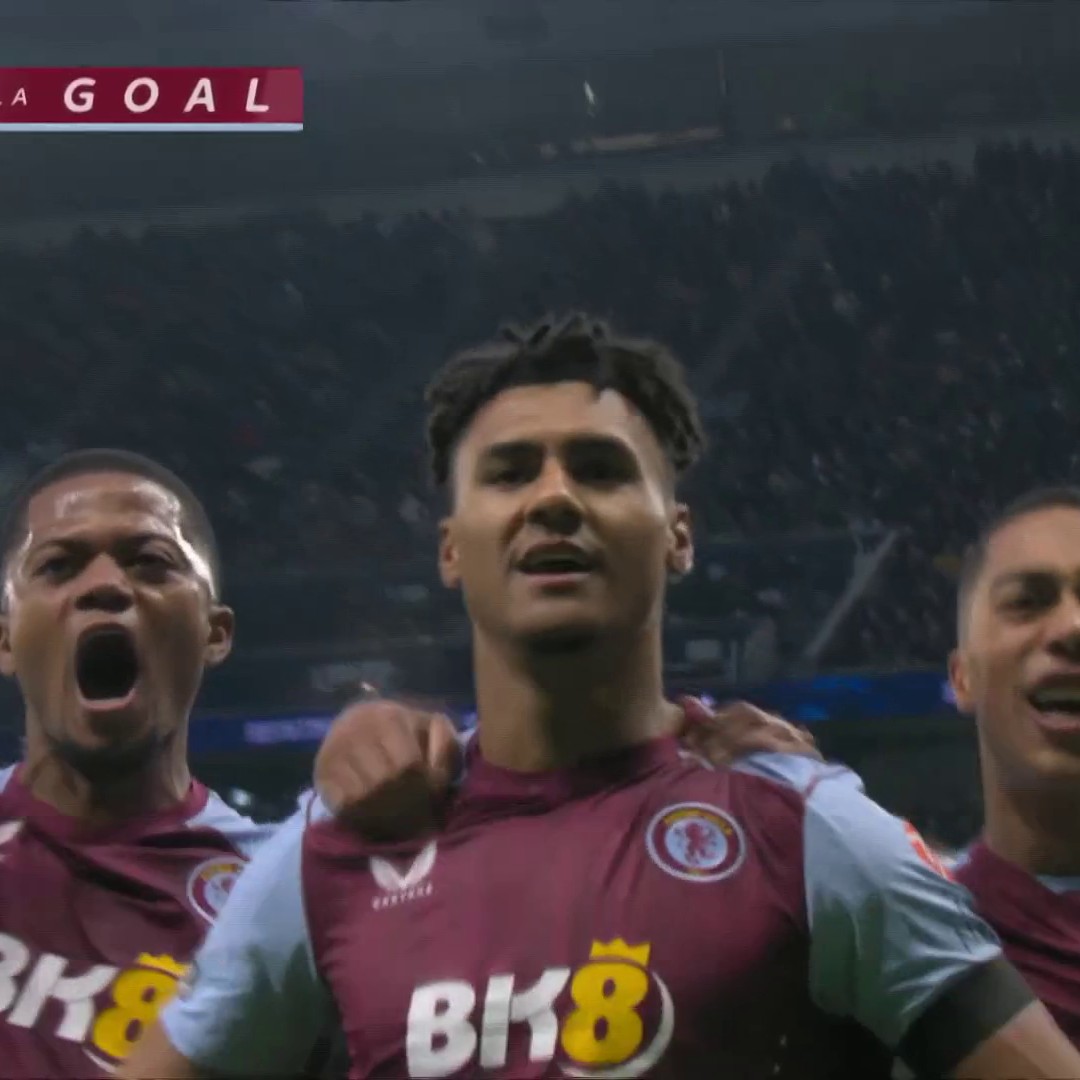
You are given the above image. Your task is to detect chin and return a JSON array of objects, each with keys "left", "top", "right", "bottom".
[
  {"left": 518, "top": 620, "right": 603, "bottom": 656},
  {"left": 50, "top": 726, "right": 167, "bottom": 783},
  {"left": 1030, "top": 744, "right": 1080, "bottom": 783}
]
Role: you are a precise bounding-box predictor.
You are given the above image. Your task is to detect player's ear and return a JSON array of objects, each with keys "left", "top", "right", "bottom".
[
  {"left": 203, "top": 603, "right": 235, "bottom": 668},
  {"left": 666, "top": 502, "right": 694, "bottom": 580},
  {"left": 0, "top": 611, "right": 13, "bottom": 678},
  {"left": 948, "top": 647, "right": 974, "bottom": 714},
  {"left": 438, "top": 518, "right": 461, "bottom": 589}
]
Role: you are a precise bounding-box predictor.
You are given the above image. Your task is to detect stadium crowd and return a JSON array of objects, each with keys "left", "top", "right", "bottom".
[
  {"left": 2, "top": 138, "right": 1078, "bottom": 673},
  {"left": 8, "top": 133, "right": 1080, "bottom": 1076}
]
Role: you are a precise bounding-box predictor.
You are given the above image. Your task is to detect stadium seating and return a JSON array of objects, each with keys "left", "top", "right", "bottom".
[{"left": 2, "top": 139, "right": 1077, "bottom": 683}]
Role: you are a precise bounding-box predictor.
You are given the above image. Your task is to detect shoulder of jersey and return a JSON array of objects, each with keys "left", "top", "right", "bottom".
[
  {"left": 187, "top": 787, "right": 278, "bottom": 858},
  {"left": 947, "top": 844, "right": 973, "bottom": 878},
  {"left": 697, "top": 750, "right": 864, "bottom": 801}
]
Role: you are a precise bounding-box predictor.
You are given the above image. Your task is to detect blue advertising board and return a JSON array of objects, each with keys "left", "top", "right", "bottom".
[
  {"left": 0, "top": 669, "right": 958, "bottom": 761},
  {"left": 201, "top": 668, "right": 959, "bottom": 754}
]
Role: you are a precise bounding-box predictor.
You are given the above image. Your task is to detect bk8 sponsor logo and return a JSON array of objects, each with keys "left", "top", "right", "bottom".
[
  {"left": 406, "top": 939, "right": 674, "bottom": 1078},
  {"left": 0, "top": 933, "right": 186, "bottom": 1070}
]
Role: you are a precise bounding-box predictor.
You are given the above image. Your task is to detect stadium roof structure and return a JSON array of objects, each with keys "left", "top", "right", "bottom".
[
  {"left": 0, "top": 0, "right": 1026, "bottom": 219},
  {"left": 0, "top": 2, "right": 988, "bottom": 77}
]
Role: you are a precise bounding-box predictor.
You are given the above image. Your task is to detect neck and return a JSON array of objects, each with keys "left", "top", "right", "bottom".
[
  {"left": 21, "top": 720, "right": 192, "bottom": 829},
  {"left": 473, "top": 623, "right": 678, "bottom": 772},
  {"left": 982, "top": 763, "right": 1080, "bottom": 876}
]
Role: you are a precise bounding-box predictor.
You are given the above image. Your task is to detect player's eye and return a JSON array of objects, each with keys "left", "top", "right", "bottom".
[
  {"left": 1004, "top": 590, "right": 1055, "bottom": 614},
  {"left": 573, "top": 456, "right": 632, "bottom": 485},
  {"left": 35, "top": 555, "right": 73, "bottom": 578},
  {"left": 130, "top": 552, "right": 177, "bottom": 577},
  {"left": 128, "top": 552, "right": 183, "bottom": 587},
  {"left": 484, "top": 464, "right": 530, "bottom": 486}
]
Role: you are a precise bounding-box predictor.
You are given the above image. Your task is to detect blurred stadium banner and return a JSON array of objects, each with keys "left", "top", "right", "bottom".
[{"left": 0, "top": 667, "right": 956, "bottom": 762}]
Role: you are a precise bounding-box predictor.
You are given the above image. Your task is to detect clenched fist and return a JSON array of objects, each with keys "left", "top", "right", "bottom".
[
  {"left": 313, "top": 699, "right": 460, "bottom": 840},
  {"left": 314, "top": 695, "right": 820, "bottom": 841}
]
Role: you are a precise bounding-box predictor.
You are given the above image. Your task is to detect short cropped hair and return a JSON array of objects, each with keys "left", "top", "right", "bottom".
[
  {"left": 424, "top": 313, "right": 707, "bottom": 489},
  {"left": 0, "top": 448, "right": 220, "bottom": 599},
  {"left": 956, "top": 484, "right": 1080, "bottom": 638}
]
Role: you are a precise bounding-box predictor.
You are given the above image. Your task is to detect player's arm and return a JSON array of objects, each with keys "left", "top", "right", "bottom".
[
  {"left": 926, "top": 999, "right": 1080, "bottom": 1079},
  {"left": 116, "top": 1023, "right": 203, "bottom": 1080},
  {"left": 740, "top": 754, "right": 1080, "bottom": 1078},
  {"left": 118, "top": 810, "right": 331, "bottom": 1079}
]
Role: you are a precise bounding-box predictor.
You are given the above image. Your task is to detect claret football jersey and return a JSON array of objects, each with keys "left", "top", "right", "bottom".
[
  {"left": 955, "top": 840, "right": 1080, "bottom": 1046},
  {"left": 163, "top": 738, "right": 1006, "bottom": 1078},
  {"left": 0, "top": 762, "right": 273, "bottom": 1078}
]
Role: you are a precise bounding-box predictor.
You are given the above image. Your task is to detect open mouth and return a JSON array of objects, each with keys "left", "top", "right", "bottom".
[
  {"left": 75, "top": 626, "right": 140, "bottom": 703},
  {"left": 1028, "top": 684, "right": 1080, "bottom": 715},
  {"left": 517, "top": 546, "right": 596, "bottom": 576}
]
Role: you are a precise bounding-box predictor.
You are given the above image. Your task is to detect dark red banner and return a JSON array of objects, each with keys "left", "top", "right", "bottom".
[{"left": 0, "top": 67, "right": 302, "bottom": 130}]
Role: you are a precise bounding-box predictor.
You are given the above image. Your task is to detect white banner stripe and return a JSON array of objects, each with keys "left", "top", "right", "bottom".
[{"left": 0, "top": 122, "right": 302, "bottom": 132}]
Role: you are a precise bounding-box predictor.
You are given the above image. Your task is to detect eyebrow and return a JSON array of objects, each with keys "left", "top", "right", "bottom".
[
  {"left": 477, "top": 440, "right": 537, "bottom": 462},
  {"left": 478, "top": 434, "right": 636, "bottom": 461},
  {"left": 27, "top": 531, "right": 186, "bottom": 559},
  {"left": 987, "top": 568, "right": 1063, "bottom": 594}
]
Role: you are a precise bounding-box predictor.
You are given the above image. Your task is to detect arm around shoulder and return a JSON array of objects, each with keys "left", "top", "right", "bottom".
[
  {"left": 798, "top": 769, "right": 1076, "bottom": 1076},
  {"left": 118, "top": 1022, "right": 209, "bottom": 1080},
  {"left": 120, "top": 809, "right": 331, "bottom": 1079},
  {"left": 944, "top": 998, "right": 1080, "bottom": 1078}
]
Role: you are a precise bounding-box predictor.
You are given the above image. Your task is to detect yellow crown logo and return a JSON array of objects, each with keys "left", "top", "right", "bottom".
[
  {"left": 588, "top": 939, "right": 651, "bottom": 967},
  {"left": 135, "top": 953, "right": 188, "bottom": 979}
]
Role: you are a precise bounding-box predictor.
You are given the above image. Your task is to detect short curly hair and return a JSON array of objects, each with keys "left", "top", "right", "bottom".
[{"left": 424, "top": 313, "right": 706, "bottom": 489}]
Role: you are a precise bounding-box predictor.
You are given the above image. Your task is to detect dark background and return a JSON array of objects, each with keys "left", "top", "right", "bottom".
[{"left": 3, "top": 0, "right": 1079, "bottom": 844}]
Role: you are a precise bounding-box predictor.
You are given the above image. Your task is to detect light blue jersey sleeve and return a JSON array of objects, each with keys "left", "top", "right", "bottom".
[
  {"left": 735, "top": 753, "right": 1002, "bottom": 1050},
  {"left": 186, "top": 787, "right": 278, "bottom": 859},
  {"left": 161, "top": 806, "right": 334, "bottom": 1075}
]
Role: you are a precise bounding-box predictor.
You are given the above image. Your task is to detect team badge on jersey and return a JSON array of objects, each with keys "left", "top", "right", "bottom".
[
  {"left": 187, "top": 856, "right": 245, "bottom": 922},
  {"left": 645, "top": 802, "right": 746, "bottom": 883}
]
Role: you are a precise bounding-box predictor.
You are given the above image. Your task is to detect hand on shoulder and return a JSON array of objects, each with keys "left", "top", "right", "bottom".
[
  {"left": 675, "top": 696, "right": 822, "bottom": 765},
  {"left": 312, "top": 695, "right": 820, "bottom": 841}
]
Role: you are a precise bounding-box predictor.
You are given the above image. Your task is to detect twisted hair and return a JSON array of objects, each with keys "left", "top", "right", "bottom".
[{"left": 425, "top": 313, "right": 706, "bottom": 488}]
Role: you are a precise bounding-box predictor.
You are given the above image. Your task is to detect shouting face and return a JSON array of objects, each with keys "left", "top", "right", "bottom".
[
  {"left": 950, "top": 505, "right": 1080, "bottom": 792},
  {"left": 438, "top": 381, "right": 693, "bottom": 653},
  {"left": 0, "top": 471, "right": 233, "bottom": 779}
]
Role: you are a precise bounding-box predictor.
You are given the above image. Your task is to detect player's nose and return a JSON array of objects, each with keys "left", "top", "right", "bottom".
[
  {"left": 1045, "top": 593, "right": 1080, "bottom": 661},
  {"left": 525, "top": 461, "right": 584, "bottom": 535},
  {"left": 72, "top": 556, "right": 135, "bottom": 615}
]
